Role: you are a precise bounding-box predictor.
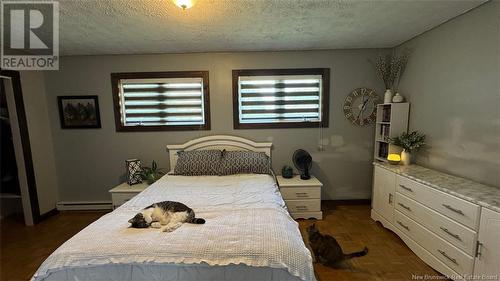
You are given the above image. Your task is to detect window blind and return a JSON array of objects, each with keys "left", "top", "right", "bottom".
[
  {"left": 118, "top": 77, "right": 205, "bottom": 126},
  {"left": 238, "top": 75, "right": 323, "bottom": 124}
]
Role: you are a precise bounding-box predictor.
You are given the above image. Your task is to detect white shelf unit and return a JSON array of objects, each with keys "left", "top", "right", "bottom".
[{"left": 374, "top": 103, "right": 410, "bottom": 162}]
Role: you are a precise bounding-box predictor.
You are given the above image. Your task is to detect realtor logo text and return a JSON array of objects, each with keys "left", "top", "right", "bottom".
[{"left": 1, "top": 1, "right": 59, "bottom": 70}]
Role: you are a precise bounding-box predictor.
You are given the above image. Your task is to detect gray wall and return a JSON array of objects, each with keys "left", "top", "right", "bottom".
[
  {"left": 43, "top": 49, "right": 388, "bottom": 202},
  {"left": 396, "top": 1, "right": 500, "bottom": 187}
]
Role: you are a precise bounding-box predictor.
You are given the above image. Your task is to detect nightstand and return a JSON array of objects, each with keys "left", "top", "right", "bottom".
[
  {"left": 277, "top": 175, "right": 322, "bottom": 220},
  {"left": 109, "top": 182, "right": 148, "bottom": 209}
]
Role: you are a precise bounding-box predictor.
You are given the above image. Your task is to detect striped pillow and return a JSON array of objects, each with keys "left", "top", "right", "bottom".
[
  {"left": 219, "top": 150, "right": 271, "bottom": 175},
  {"left": 173, "top": 150, "right": 223, "bottom": 176}
]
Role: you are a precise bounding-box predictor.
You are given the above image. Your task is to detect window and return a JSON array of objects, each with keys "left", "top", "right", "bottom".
[
  {"left": 232, "top": 68, "right": 329, "bottom": 129},
  {"left": 111, "top": 71, "right": 210, "bottom": 131}
]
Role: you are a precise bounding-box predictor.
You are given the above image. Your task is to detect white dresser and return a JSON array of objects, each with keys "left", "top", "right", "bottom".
[
  {"left": 371, "top": 163, "right": 500, "bottom": 280},
  {"left": 109, "top": 182, "right": 148, "bottom": 209},
  {"left": 277, "top": 175, "right": 322, "bottom": 220}
]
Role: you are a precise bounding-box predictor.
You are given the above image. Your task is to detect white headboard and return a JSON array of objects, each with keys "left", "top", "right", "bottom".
[{"left": 166, "top": 135, "right": 272, "bottom": 170}]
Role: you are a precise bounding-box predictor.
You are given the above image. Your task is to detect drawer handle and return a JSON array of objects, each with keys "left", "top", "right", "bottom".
[
  {"left": 442, "top": 204, "right": 465, "bottom": 216},
  {"left": 388, "top": 193, "right": 393, "bottom": 204},
  {"left": 399, "top": 185, "right": 413, "bottom": 192},
  {"left": 397, "top": 221, "right": 409, "bottom": 231},
  {"left": 296, "top": 206, "right": 308, "bottom": 210},
  {"left": 295, "top": 193, "right": 309, "bottom": 197},
  {"left": 475, "top": 242, "right": 483, "bottom": 258},
  {"left": 438, "top": 250, "right": 458, "bottom": 265},
  {"left": 398, "top": 202, "right": 411, "bottom": 212},
  {"left": 440, "top": 227, "right": 462, "bottom": 241}
]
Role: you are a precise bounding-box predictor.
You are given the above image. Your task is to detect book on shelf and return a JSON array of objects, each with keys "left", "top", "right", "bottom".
[
  {"left": 378, "top": 124, "right": 390, "bottom": 141},
  {"left": 382, "top": 106, "right": 391, "bottom": 122},
  {"left": 383, "top": 125, "right": 390, "bottom": 140},
  {"left": 378, "top": 142, "right": 389, "bottom": 158}
]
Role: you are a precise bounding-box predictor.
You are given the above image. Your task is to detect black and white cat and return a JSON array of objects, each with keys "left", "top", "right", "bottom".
[{"left": 128, "top": 201, "right": 205, "bottom": 232}]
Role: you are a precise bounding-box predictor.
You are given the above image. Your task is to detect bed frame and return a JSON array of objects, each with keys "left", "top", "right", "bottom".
[{"left": 167, "top": 135, "right": 273, "bottom": 170}]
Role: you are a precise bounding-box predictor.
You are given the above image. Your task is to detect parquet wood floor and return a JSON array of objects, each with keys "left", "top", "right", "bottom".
[
  {"left": 298, "top": 203, "right": 449, "bottom": 281},
  {"left": 0, "top": 211, "right": 105, "bottom": 281},
  {"left": 0, "top": 204, "right": 448, "bottom": 281}
]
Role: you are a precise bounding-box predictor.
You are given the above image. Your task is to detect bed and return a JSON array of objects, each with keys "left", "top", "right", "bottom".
[{"left": 32, "top": 135, "right": 316, "bottom": 281}]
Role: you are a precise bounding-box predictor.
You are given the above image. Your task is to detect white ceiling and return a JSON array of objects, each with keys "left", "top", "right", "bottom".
[{"left": 57, "top": 0, "right": 486, "bottom": 56}]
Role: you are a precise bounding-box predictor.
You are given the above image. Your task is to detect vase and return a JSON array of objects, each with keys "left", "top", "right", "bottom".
[
  {"left": 383, "top": 89, "right": 393, "bottom": 103},
  {"left": 392, "top": 92, "right": 404, "bottom": 103},
  {"left": 401, "top": 150, "right": 411, "bottom": 166}
]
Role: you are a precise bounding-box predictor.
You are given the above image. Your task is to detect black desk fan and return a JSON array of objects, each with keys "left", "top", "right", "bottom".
[{"left": 293, "top": 149, "right": 312, "bottom": 180}]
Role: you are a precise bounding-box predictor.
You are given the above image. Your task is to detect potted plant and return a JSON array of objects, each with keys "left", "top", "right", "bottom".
[
  {"left": 388, "top": 131, "right": 426, "bottom": 165},
  {"left": 139, "top": 160, "right": 165, "bottom": 184},
  {"left": 372, "top": 52, "right": 409, "bottom": 103}
]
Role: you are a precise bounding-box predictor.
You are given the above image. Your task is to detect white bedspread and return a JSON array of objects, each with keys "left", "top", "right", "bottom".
[{"left": 32, "top": 174, "right": 315, "bottom": 281}]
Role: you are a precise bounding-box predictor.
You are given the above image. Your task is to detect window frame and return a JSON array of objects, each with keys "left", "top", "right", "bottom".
[
  {"left": 111, "top": 71, "right": 211, "bottom": 132},
  {"left": 232, "top": 68, "right": 330, "bottom": 129}
]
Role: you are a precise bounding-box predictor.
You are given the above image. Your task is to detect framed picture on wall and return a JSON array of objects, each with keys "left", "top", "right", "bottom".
[{"left": 57, "top": 95, "right": 101, "bottom": 129}]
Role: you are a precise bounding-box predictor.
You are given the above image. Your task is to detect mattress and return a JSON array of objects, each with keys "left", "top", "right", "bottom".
[{"left": 32, "top": 174, "right": 315, "bottom": 281}]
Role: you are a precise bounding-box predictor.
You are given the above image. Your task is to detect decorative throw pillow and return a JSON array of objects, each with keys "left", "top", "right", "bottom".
[
  {"left": 219, "top": 150, "right": 271, "bottom": 175},
  {"left": 173, "top": 150, "right": 222, "bottom": 176}
]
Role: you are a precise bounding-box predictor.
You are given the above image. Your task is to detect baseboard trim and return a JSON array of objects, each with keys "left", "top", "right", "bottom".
[
  {"left": 56, "top": 201, "right": 113, "bottom": 211},
  {"left": 38, "top": 208, "right": 59, "bottom": 221},
  {"left": 324, "top": 199, "right": 371, "bottom": 206}
]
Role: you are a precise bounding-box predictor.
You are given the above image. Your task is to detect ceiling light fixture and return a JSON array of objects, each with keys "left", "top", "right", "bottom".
[{"left": 173, "top": 0, "right": 196, "bottom": 10}]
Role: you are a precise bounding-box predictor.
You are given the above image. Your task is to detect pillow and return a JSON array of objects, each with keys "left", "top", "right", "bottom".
[
  {"left": 219, "top": 150, "right": 271, "bottom": 175},
  {"left": 173, "top": 150, "right": 222, "bottom": 176}
]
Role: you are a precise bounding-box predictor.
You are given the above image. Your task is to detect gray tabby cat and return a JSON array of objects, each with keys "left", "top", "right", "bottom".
[
  {"left": 128, "top": 201, "right": 205, "bottom": 232},
  {"left": 307, "top": 224, "right": 368, "bottom": 267}
]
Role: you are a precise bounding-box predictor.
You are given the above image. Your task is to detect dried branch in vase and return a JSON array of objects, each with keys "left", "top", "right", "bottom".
[{"left": 371, "top": 51, "right": 409, "bottom": 91}]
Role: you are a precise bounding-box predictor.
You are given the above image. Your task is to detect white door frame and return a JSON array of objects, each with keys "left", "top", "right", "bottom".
[{"left": 1, "top": 75, "right": 36, "bottom": 225}]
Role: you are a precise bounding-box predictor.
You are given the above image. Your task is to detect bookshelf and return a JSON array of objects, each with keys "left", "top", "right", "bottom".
[{"left": 373, "top": 103, "right": 410, "bottom": 162}]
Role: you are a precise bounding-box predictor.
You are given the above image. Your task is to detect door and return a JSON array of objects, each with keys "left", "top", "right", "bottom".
[
  {"left": 1, "top": 71, "right": 39, "bottom": 225},
  {"left": 474, "top": 208, "right": 500, "bottom": 276},
  {"left": 372, "top": 166, "right": 396, "bottom": 224},
  {"left": 1, "top": 78, "right": 23, "bottom": 219}
]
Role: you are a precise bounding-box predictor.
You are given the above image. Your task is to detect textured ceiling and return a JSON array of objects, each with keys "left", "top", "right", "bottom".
[{"left": 57, "top": 0, "right": 486, "bottom": 56}]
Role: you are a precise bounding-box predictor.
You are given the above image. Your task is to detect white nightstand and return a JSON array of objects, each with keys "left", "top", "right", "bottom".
[
  {"left": 277, "top": 175, "right": 322, "bottom": 220},
  {"left": 109, "top": 182, "right": 148, "bottom": 209}
]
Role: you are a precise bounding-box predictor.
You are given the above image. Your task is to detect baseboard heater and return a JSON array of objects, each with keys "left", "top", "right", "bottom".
[{"left": 56, "top": 201, "right": 113, "bottom": 211}]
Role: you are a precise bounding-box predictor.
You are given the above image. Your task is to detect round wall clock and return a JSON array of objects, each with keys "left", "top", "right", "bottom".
[{"left": 343, "top": 88, "right": 380, "bottom": 126}]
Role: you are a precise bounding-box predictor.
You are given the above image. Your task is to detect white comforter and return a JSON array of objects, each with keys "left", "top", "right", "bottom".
[{"left": 32, "top": 174, "right": 315, "bottom": 281}]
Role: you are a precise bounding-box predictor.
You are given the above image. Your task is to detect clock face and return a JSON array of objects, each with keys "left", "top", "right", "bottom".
[{"left": 343, "top": 88, "right": 380, "bottom": 126}]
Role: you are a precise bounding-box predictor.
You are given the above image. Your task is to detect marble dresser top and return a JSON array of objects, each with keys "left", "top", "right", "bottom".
[{"left": 373, "top": 162, "right": 500, "bottom": 213}]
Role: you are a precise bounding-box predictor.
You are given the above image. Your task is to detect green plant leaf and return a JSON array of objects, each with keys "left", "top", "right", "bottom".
[
  {"left": 139, "top": 160, "right": 164, "bottom": 183},
  {"left": 388, "top": 131, "right": 426, "bottom": 153}
]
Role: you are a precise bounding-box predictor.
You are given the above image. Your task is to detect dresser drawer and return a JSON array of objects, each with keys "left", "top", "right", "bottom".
[
  {"left": 280, "top": 187, "right": 320, "bottom": 200},
  {"left": 111, "top": 192, "right": 138, "bottom": 207},
  {"left": 285, "top": 199, "right": 321, "bottom": 212},
  {"left": 290, "top": 211, "right": 322, "bottom": 220},
  {"left": 396, "top": 176, "right": 480, "bottom": 229},
  {"left": 394, "top": 210, "right": 474, "bottom": 276},
  {"left": 395, "top": 192, "right": 477, "bottom": 256}
]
